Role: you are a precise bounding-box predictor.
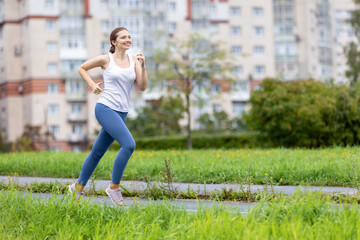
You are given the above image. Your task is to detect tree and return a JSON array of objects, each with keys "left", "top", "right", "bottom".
[
  {"left": 197, "top": 113, "right": 215, "bottom": 133},
  {"left": 345, "top": 0, "right": 360, "bottom": 86},
  {"left": 244, "top": 78, "right": 360, "bottom": 147},
  {"left": 151, "top": 33, "right": 233, "bottom": 149},
  {"left": 196, "top": 110, "right": 232, "bottom": 134},
  {"left": 11, "top": 125, "right": 55, "bottom": 152},
  {"left": 126, "top": 95, "right": 186, "bottom": 137},
  {"left": 213, "top": 110, "right": 232, "bottom": 133},
  {"left": 0, "top": 131, "right": 5, "bottom": 153}
]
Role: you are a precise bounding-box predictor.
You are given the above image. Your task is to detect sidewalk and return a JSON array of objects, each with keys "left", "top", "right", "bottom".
[{"left": 1, "top": 175, "right": 358, "bottom": 196}]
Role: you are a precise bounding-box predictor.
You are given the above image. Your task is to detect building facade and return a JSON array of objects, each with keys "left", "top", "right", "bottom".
[
  {"left": 0, "top": 0, "right": 357, "bottom": 151},
  {"left": 332, "top": 0, "right": 358, "bottom": 85}
]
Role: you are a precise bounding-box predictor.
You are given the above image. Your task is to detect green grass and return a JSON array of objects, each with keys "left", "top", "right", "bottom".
[
  {"left": 1, "top": 147, "right": 360, "bottom": 186},
  {"left": 1, "top": 190, "right": 360, "bottom": 239}
]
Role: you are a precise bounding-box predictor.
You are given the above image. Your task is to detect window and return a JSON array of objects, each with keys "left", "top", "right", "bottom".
[
  {"left": 50, "top": 146, "right": 61, "bottom": 152},
  {"left": 213, "top": 104, "right": 222, "bottom": 112},
  {"left": 231, "top": 46, "right": 242, "bottom": 55},
  {"left": 47, "top": 83, "right": 59, "bottom": 94},
  {"left": 69, "top": 80, "right": 84, "bottom": 94},
  {"left": 253, "top": 7, "right": 264, "bottom": 17},
  {"left": 48, "top": 104, "right": 59, "bottom": 115},
  {"left": 73, "top": 145, "right": 82, "bottom": 153},
  {"left": 45, "top": 20, "right": 56, "bottom": 32},
  {"left": 322, "top": 66, "right": 326, "bottom": 76},
  {"left": 253, "top": 26, "right": 264, "bottom": 36},
  {"left": 101, "top": 20, "right": 109, "bottom": 33},
  {"left": 231, "top": 26, "right": 241, "bottom": 36},
  {"left": 253, "top": 46, "right": 264, "bottom": 56},
  {"left": 44, "top": 0, "right": 54, "bottom": 9},
  {"left": 230, "top": 7, "right": 241, "bottom": 16},
  {"left": 211, "top": 84, "right": 222, "bottom": 94},
  {"left": 233, "top": 103, "right": 245, "bottom": 117},
  {"left": 49, "top": 125, "right": 59, "bottom": 137},
  {"left": 114, "top": 0, "right": 139, "bottom": 9},
  {"left": 210, "top": 5, "right": 217, "bottom": 15},
  {"left": 210, "top": 24, "right": 219, "bottom": 33},
  {"left": 168, "top": 1, "right": 176, "bottom": 11},
  {"left": 47, "top": 63, "right": 58, "bottom": 74},
  {"left": 254, "top": 65, "right": 266, "bottom": 75},
  {"left": 46, "top": 42, "right": 57, "bottom": 53},
  {"left": 101, "top": 41, "right": 109, "bottom": 53},
  {"left": 233, "top": 65, "right": 243, "bottom": 75},
  {"left": 61, "top": 60, "right": 83, "bottom": 72},
  {"left": 100, "top": 0, "right": 109, "bottom": 10},
  {"left": 67, "top": 0, "right": 81, "bottom": 10},
  {"left": 72, "top": 103, "right": 82, "bottom": 114},
  {"left": 168, "top": 22, "right": 177, "bottom": 32},
  {"left": 72, "top": 124, "right": 83, "bottom": 134}
]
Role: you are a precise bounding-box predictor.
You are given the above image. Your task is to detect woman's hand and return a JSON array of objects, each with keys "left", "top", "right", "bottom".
[
  {"left": 91, "top": 82, "right": 103, "bottom": 95},
  {"left": 136, "top": 51, "right": 146, "bottom": 68}
]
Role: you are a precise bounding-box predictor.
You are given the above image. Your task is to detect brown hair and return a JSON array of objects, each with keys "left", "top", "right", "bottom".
[{"left": 109, "top": 27, "right": 128, "bottom": 53}]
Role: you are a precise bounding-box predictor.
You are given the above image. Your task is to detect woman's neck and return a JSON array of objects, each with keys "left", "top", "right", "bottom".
[{"left": 113, "top": 49, "right": 127, "bottom": 60}]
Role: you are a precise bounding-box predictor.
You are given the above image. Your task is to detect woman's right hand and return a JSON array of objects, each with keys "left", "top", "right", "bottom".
[{"left": 92, "top": 82, "right": 103, "bottom": 95}]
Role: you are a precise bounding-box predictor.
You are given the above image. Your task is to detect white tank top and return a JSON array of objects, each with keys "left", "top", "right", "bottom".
[{"left": 97, "top": 52, "right": 136, "bottom": 112}]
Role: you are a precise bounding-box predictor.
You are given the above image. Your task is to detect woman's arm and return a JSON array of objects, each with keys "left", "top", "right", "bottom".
[
  {"left": 78, "top": 54, "right": 110, "bottom": 95},
  {"left": 133, "top": 52, "right": 148, "bottom": 91}
]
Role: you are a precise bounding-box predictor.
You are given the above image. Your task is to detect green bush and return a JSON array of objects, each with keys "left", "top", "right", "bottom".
[
  {"left": 90, "top": 132, "right": 260, "bottom": 150},
  {"left": 244, "top": 78, "right": 360, "bottom": 147}
]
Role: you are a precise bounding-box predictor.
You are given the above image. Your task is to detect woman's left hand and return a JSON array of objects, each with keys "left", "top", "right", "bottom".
[{"left": 136, "top": 51, "right": 145, "bottom": 68}]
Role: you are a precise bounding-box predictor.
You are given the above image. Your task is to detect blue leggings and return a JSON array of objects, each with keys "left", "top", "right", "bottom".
[{"left": 77, "top": 103, "right": 135, "bottom": 186}]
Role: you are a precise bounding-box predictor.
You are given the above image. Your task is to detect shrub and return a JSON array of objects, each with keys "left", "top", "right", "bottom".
[
  {"left": 90, "top": 132, "right": 259, "bottom": 150},
  {"left": 244, "top": 78, "right": 360, "bottom": 147}
]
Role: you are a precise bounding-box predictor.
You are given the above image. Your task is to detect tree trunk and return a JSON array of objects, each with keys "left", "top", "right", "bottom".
[
  {"left": 184, "top": 75, "right": 192, "bottom": 150},
  {"left": 185, "top": 92, "right": 192, "bottom": 149}
]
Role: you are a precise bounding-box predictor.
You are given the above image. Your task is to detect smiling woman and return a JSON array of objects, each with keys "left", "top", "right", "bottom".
[{"left": 68, "top": 27, "right": 149, "bottom": 206}]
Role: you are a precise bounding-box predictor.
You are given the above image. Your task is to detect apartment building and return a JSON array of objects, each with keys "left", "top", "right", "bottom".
[
  {"left": 332, "top": 0, "right": 358, "bottom": 85},
  {"left": 274, "top": 0, "right": 333, "bottom": 81},
  {"left": 0, "top": 0, "right": 88, "bottom": 151},
  {"left": 3, "top": 0, "right": 356, "bottom": 152},
  {"left": 157, "top": 0, "right": 275, "bottom": 128}
]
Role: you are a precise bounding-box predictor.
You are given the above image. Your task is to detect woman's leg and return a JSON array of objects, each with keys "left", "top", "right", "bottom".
[
  {"left": 95, "top": 105, "right": 135, "bottom": 186},
  {"left": 111, "top": 112, "right": 135, "bottom": 185},
  {"left": 77, "top": 103, "right": 115, "bottom": 187},
  {"left": 77, "top": 128, "right": 114, "bottom": 187}
]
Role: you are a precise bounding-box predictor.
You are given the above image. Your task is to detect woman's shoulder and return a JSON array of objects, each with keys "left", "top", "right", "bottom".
[
  {"left": 101, "top": 53, "right": 111, "bottom": 62},
  {"left": 98, "top": 53, "right": 111, "bottom": 69}
]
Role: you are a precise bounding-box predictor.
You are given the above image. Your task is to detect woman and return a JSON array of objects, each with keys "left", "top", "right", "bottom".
[{"left": 68, "top": 27, "right": 148, "bottom": 206}]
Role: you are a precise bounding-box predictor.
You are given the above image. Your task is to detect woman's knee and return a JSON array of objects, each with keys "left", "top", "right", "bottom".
[{"left": 126, "top": 139, "right": 136, "bottom": 153}]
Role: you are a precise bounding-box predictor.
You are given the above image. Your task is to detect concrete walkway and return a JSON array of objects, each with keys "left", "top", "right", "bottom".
[
  {"left": 1, "top": 175, "right": 358, "bottom": 195},
  {"left": 1, "top": 175, "right": 358, "bottom": 212}
]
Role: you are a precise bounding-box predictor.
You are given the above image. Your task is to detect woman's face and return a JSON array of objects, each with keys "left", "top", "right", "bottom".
[{"left": 113, "top": 30, "right": 131, "bottom": 50}]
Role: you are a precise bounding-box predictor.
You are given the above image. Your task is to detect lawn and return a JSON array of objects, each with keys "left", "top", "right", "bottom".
[
  {"left": 1, "top": 190, "right": 359, "bottom": 239},
  {"left": 1, "top": 147, "right": 359, "bottom": 186}
]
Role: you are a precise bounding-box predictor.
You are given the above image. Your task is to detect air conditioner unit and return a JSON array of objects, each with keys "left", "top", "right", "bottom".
[{"left": 14, "top": 45, "right": 22, "bottom": 56}]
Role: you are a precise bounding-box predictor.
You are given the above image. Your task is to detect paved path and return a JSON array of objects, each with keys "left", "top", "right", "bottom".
[
  {"left": 10, "top": 192, "right": 254, "bottom": 213},
  {"left": 1, "top": 175, "right": 358, "bottom": 195},
  {"left": 1, "top": 176, "right": 358, "bottom": 212}
]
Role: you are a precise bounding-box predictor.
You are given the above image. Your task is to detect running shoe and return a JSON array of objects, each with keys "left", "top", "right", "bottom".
[{"left": 105, "top": 185, "right": 125, "bottom": 206}]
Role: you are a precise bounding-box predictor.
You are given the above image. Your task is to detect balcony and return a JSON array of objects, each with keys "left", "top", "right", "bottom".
[
  {"left": 66, "top": 92, "right": 87, "bottom": 102},
  {"left": 67, "top": 113, "right": 87, "bottom": 123},
  {"left": 68, "top": 133, "right": 88, "bottom": 143},
  {"left": 62, "top": 72, "right": 78, "bottom": 79},
  {"left": 65, "top": 79, "right": 87, "bottom": 102},
  {"left": 231, "top": 91, "right": 250, "bottom": 102}
]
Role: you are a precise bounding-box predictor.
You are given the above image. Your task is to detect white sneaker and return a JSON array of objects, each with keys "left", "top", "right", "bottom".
[
  {"left": 105, "top": 185, "right": 125, "bottom": 206},
  {"left": 68, "top": 182, "right": 84, "bottom": 200}
]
